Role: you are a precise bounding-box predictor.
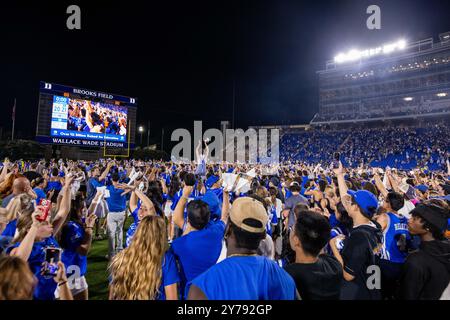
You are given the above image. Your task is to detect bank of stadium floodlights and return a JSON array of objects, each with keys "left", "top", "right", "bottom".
[{"left": 334, "top": 39, "right": 407, "bottom": 64}]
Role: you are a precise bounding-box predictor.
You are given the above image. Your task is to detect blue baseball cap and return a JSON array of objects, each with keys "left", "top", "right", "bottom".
[
  {"left": 415, "top": 184, "right": 429, "bottom": 193},
  {"left": 347, "top": 189, "right": 379, "bottom": 217},
  {"left": 197, "top": 191, "right": 221, "bottom": 220},
  {"left": 205, "top": 175, "right": 220, "bottom": 189}
]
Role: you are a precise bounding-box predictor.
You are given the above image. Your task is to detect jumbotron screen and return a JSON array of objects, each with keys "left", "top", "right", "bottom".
[{"left": 36, "top": 82, "right": 137, "bottom": 148}]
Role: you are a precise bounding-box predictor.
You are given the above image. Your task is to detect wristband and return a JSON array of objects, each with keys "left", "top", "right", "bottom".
[{"left": 58, "top": 280, "right": 68, "bottom": 287}]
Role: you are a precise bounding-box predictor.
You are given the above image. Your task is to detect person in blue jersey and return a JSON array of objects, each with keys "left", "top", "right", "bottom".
[
  {"left": 329, "top": 162, "right": 383, "bottom": 300},
  {"left": 285, "top": 210, "right": 343, "bottom": 300},
  {"left": 7, "top": 175, "right": 74, "bottom": 300},
  {"left": 399, "top": 203, "right": 450, "bottom": 300},
  {"left": 57, "top": 192, "right": 98, "bottom": 300},
  {"left": 104, "top": 172, "right": 129, "bottom": 259},
  {"left": 88, "top": 161, "right": 115, "bottom": 204},
  {"left": 86, "top": 162, "right": 113, "bottom": 239},
  {"left": 159, "top": 165, "right": 171, "bottom": 186},
  {"left": 109, "top": 215, "right": 180, "bottom": 300},
  {"left": 171, "top": 181, "right": 228, "bottom": 299},
  {"left": 46, "top": 168, "right": 63, "bottom": 204},
  {"left": 326, "top": 202, "right": 353, "bottom": 256},
  {"left": 188, "top": 196, "right": 297, "bottom": 300},
  {"left": 116, "top": 181, "right": 158, "bottom": 247},
  {"left": 374, "top": 191, "right": 410, "bottom": 299},
  {"left": 31, "top": 176, "right": 47, "bottom": 204}
]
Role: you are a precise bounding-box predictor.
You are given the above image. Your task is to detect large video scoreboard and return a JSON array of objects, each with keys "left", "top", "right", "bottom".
[{"left": 36, "top": 82, "right": 137, "bottom": 149}]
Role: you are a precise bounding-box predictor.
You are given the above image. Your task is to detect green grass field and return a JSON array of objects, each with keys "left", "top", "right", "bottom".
[{"left": 86, "top": 217, "right": 132, "bottom": 300}]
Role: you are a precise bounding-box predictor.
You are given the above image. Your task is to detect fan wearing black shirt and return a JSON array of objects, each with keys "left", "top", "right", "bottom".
[
  {"left": 329, "top": 162, "right": 383, "bottom": 300},
  {"left": 399, "top": 203, "right": 450, "bottom": 300},
  {"left": 284, "top": 210, "right": 343, "bottom": 300}
]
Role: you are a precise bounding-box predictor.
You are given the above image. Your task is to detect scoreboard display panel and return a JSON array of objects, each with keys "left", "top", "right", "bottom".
[{"left": 36, "top": 82, "right": 137, "bottom": 149}]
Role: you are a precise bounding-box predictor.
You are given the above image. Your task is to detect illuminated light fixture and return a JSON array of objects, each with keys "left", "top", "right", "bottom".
[
  {"left": 403, "top": 97, "right": 414, "bottom": 101},
  {"left": 437, "top": 93, "right": 447, "bottom": 97},
  {"left": 334, "top": 39, "right": 407, "bottom": 64}
]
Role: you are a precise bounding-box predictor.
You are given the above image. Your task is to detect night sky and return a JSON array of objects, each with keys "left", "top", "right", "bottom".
[{"left": 1, "top": 0, "right": 450, "bottom": 146}]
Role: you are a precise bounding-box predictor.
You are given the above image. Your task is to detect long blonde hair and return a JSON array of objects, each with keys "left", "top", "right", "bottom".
[{"left": 109, "top": 215, "right": 167, "bottom": 300}]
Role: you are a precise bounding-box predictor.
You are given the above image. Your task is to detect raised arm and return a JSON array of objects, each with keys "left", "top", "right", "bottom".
[
  {"left": 160, "top": 178, "right": 168, "bottom": 195},
  {"left": 99, "top": 161, "right": 114, "bottom": 182},
  {"left": 134, "top": 188, "right": 156, "bottom": 215},
  {"left": 0, "top": 159, "right": 10, "bottom": 184},
  {"left": 129, "top": 187, "right": 139, "bottom": 213},
  {"left": 76, "top": 213, "right": 97, "bottom": 256},
  {"left": 204, "top": 142, "right": 209, "bottom": 160},
  {"left": 52, "top": 176, "right": 74, "bottom": 236},
  {"left": 334, "top": 162, "right": 350, "bottom": 213},
  {"left": 373, "top": 170, "right": 388, "bottom": 198},
  {"left": 10, "top": 211, "right": 42, "bottom": 261},
  {"left": 221, "top": 189, "right": 230, "bottom": 223},
  {"left": 195, "top": 140, "right": 202, "bottom": 161},
  {"left": 387, "top": 171, "right": 400, "bottom": 193},
  {"left": 173, "top": 185, "right": 193, "bottom": 229}
]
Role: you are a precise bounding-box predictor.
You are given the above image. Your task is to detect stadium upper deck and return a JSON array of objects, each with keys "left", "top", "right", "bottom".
[{"left": 313, "top": 32, "right": 450, "bottom": 125}]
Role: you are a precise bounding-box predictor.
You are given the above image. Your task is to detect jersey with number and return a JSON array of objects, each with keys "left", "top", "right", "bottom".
[{"left": 380, "top": 212, "right": 410, "bottom": 263}]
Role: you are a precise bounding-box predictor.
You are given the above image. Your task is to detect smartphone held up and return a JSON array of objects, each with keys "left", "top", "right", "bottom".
[{"left": 43, "top": 247, "right": 61, "bottom": 277}]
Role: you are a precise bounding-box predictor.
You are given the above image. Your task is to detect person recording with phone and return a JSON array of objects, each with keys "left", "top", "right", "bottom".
[{"left": 6, "top": 175, "right": 73, "bottom": 300}]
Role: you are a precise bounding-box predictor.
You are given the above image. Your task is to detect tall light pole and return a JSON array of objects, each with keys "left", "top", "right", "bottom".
[{"left": 138, "top": 125, "right": 144, "bottom": 146}]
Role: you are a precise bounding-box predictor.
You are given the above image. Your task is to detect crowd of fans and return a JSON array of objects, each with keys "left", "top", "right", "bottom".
[
  {"left": 280, "top": 123, "right": 450, "bottom": 170},
  {"left": 0, "top": 134, "right": 449, "bottom": 300}
]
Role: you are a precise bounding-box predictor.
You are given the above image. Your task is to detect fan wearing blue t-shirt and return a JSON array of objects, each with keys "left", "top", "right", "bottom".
[
  {"left": 171, "top": 181, "right": 228, "bottom": 299},
  {"left": 7, "top": 176, "right": 74, "bottom": 300},
  {"left": 188, "top": 197, "right": 297, "bottom": 300}
]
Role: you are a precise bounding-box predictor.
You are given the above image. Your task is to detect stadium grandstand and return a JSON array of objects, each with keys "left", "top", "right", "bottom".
[
  {"left": 312, "top": 32, "right": 450, "bottom": 124},
  {"left": 253, "top": 32, "right": 450, "bottom": 171}
]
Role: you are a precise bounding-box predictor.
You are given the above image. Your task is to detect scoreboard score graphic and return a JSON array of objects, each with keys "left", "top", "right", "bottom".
[{"left": 36, "top": 82, "right": 137, "bottom": 149}]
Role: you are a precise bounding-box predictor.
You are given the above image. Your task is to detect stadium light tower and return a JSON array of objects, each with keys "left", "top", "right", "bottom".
[{"left": 138, "top": 125, "right": 144, "bottom": 145}]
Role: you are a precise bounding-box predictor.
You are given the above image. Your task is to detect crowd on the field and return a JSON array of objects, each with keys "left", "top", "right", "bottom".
[{"left": 0, "top": 139, "right": 449, "bottom": 300}]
